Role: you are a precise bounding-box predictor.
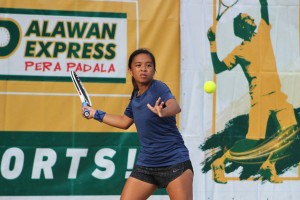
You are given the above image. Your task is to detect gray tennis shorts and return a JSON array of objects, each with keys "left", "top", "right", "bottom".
[{"left": 130, "top": 160, "right": 193, "bottom": 188}]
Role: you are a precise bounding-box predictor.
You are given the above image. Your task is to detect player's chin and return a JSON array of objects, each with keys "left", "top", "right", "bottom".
[{"left": 138, "top": 76, "right": 152, "bottom": 83}]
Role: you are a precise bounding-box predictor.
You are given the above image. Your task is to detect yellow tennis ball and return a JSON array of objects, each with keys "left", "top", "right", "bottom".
[{"left": 204, "top": 81, "right": 216, "bottom": 93}]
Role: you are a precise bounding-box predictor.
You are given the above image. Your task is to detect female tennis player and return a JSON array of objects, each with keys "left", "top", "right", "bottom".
[{"left": 82, "top": 48, "right": 193, "bottom": 200}]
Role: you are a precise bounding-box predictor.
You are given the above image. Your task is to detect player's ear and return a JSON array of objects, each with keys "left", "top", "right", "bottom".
[{"left": 128, "top": 68, "right": 133, "bottom": 76}]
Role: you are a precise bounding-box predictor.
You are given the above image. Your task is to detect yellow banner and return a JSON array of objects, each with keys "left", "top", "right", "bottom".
[{"left": 0, "top": 0, "right": 180, "bottom": 133}]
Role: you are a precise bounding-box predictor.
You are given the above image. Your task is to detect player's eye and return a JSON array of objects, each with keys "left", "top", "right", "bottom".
[{"left": 146, "top": 63, "right": 154, "bottom": 68}]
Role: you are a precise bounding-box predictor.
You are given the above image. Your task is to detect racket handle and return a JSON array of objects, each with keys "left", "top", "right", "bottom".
[{"left": 82, "top": 102, "right": 90, "bottom": 118}]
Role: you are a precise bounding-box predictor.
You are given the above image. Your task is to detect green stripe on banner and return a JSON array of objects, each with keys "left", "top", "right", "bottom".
[
  {"left": 0, "top": 131, "right": 166, "bottom": 196},
  {"left": 0, "top": 75, "right": 126, "bottom": 83},
  {"left": 0, "top": 8, "right": 127, "bottom": 18}
]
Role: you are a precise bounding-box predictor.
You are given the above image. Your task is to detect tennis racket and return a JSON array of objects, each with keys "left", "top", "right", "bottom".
[
  {"left": 70, "top": 71, "right": 92, "bottom": 118},
  {"left": 216, "top": 0, "right": 239, "bottom": 21}
]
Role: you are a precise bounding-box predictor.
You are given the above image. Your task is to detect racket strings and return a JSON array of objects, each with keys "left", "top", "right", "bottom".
[{"left": 217, "top": 0, "right": 239, "bottom": 21}]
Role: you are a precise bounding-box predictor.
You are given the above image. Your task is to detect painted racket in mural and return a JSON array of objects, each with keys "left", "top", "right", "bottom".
[
  {"left": 203, "top": 0, "right": 300, "bottom": 184},
  {"left": 216, "top": 0, "right": 239, "bottom": 21}
]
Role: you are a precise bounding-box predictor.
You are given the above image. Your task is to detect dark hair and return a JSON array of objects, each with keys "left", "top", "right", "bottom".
[
  {"left": 234, "top": 13, "right": 256, "bottom": 40},
  {"left": 233, "top": 13, "right": 244, "bottom": 38},
  {"left": 128, "top": 48, "right": 156, "bottom": 100}
]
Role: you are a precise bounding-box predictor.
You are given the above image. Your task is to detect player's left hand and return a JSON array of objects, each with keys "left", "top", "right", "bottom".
[{"left": 147, "top": 97, "right": 165, "bottom": 117}]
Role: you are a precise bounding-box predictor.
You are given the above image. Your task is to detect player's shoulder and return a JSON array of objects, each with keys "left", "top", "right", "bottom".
[
  {"left": 150, "top": 80, "right": 171, "bottom": 94},
  {"left": 150, "top": 80, "right": 169, "bottom": 92},
  {"left": 152, "top": 79, "right": 168, "bottom": 88}
]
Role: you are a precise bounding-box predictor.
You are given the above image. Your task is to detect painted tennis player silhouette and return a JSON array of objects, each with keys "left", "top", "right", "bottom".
[{"left": 207, "top": 0, "right": 298, "bottom": 183}]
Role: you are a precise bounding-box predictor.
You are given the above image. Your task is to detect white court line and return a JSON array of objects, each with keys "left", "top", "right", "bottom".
[{"left": 0, "top": 91, "right": 131, "bottom": 98}]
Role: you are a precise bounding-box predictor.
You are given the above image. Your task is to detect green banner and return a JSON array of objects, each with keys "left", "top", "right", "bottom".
[{"left": 0, "top": 131, "right": 166, "bottom": 195}]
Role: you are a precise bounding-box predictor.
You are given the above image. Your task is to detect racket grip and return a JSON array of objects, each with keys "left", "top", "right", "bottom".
[{"left": 82, "top": 102, "right": 90, "bottom": 118}]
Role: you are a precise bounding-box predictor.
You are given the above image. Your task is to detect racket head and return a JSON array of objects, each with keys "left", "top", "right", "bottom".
[
  {"left": 216, "top": 0, "right": 239, "bottom": 21},
  {"left": 70, "top": 71, "right": 92, "bottom": 107}
]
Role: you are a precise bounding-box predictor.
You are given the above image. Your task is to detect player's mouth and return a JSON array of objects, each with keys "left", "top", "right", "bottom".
[{"left": 140, "top": 73, "right": 148, "bottom": 78}]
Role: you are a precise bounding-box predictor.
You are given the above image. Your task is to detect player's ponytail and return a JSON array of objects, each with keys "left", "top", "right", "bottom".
[{"left": 129, "top": 78, "right": 138, "bottom": 100}]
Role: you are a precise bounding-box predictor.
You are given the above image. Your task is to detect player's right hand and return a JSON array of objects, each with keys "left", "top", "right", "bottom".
[
  {"left": 207, "top": 26, "right": 216, "bottom": 41},
  {"left": 82, "top": 106, "right": 96, "bottom": 119}
]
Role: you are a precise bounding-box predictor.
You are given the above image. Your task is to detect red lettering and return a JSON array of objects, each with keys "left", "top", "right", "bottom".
[
  {"left": 25, "top": 61, "right": 34, "bottom": 71},
  {"left": 54, "top": 63, "right": 62, "bottom": 71},
  {"left": 67, "top": 62, "right": 76, "bottom": 72},
  {"left": 66, "top": 62, "right": 116, "bottom": 74},
  {"left": 83, "top": 64, "right": 92, "bottom": 72},
  {"left": 108, "top": 64, "right": 115, "bottom": 73},
  {"left": 44, "top": 62, "right": 52, "bottom": 71},
  {"left": 93, "top": 64, "right": 100, "bottom": 72},
  {"left": 76, "top": 63, "right": 83, "bottom": 71},
  {"left": 100, "top": 64, "right": 106, "bottom": 72},
  {"left": 36, "top": 62, "right": 42, "bottom": 71},
  {"left": 25, "top": 61, "right": 55, "bottom": 71}
]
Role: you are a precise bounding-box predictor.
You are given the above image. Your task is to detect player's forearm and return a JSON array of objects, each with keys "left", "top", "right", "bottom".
[
  {"left": 161, "top": 99, "right": 181, "bottom": 117},
  {"left": 161, "top": 106, "right": 181, "bottom": 117},
  {"left": 91, "top": 108, "right": 133, "bottom": 129},
  {"left": 259, "top": 0, "right": 267, "bottom": 5},
  {"left": 260, "top": 0, "right": 269, "bottom": 24},
  {"left": 210, "top": 53, "right": 227, "bottom": 74},
  {"left": 101, "top": 114, "right": 133, "bottom": 129},
  {"left": 208, "top": 41, "right": 225, "bottom": 74}
]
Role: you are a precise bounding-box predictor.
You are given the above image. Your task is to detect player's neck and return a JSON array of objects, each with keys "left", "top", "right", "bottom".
[
  {"left": 137, "top": 86, "right": 148, "bottom": 96},
  {"left": 137, "top": 80, "right": 153, "bottom": 96}
]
